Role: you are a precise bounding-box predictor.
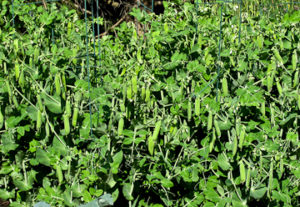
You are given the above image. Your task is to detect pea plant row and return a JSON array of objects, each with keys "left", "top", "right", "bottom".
[{"left": 0, "top": 1, "right": 299, "bottom": 206}]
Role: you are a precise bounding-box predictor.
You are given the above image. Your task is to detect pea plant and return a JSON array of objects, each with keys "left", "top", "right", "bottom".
[{"left": 0, "top": 0, "right": 299, "bottom": 207}]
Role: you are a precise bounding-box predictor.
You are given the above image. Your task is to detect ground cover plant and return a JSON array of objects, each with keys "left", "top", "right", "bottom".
[{"left": 0, "top": 0, "right": 299, "bottom": 206}]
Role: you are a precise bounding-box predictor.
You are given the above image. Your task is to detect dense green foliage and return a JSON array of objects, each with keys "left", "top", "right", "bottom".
[{"left": 0, "top": 0, "right": 299, "bottom": 206}]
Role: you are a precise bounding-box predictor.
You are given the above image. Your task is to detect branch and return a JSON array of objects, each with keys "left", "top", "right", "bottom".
[
  {"left": 97, "top": 12, "right": 129, "bottom": 38},
  {"left": 61, "top": 0, "right": 92, "bottom": 15}
]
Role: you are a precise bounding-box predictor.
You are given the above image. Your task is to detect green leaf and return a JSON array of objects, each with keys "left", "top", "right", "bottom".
[
  {"left": 203, "top": 202, "right": 215, "bottom": 207},
  {"left": 204, "top": 189, "right": 220, "bottom": 203},
  {"left": 271, "top": 190, "right": 291, "bottom": 203},
  {"left": 71, "top": 182, "right": 85, "bottom": 198},
  {"left": 148, "top": 135, "right": 154, "bottom": 156},
  {"left": 26, "top": 105, "right": 38, "bottom": 121},
  {"left": 63, "top": 187, "right": 75, "bottom": 206},
  {"left": 12, "top": 177, "right": 32, "bottom": 192},
  {"left": 216, "top": 199, "right": 228, "bottom": 207},
  {"left": 187, "top": 60, "right": 200, "bottom": 72},
  {"left": 250, "top": 187, "right": 267, "bottom": 200},
  {"left": 41, "top": 93, "right": 63, "bottom": 114},
  {"left": 0, "top": 189, "right": 15, "bottom": 200},
  {"left": 231, "top": 200, "right": 247, "bottom": 207},
  {"left": 51, "top": 136, "right": 67, "bottom": 156},
  {"left": 111, "top": 150, "right": 123, "bottom": 174},
  {"left": 82, "top": 189, "right": 92, "bottom": 203},
  {"left": 106, "top": 173, "right": 116, "bottom": 188},
  {"left": 161, "top": 179, "right": 174, "bottom": 188},
  {"left": 291, "top": 168, "right": 300, "bottom": 179},
  {"left": 0, "top": 133, "right": 18, "bottom": 153},
  {"left": 220, "top": 49, "right": 231, "bottom": 57},
  {"left": 217, "top": 153, "right": 231, "bottom": 171},
  {"left": 122, "top": 183, "right": 134, "bottom": 201},
  {"left": 36, "top": 148, "right": 51, "bottom": 167},
  {"left": 0, "top": 163, "right": 12, "bottom": 175},
  {"left": 286, "top": 132, "right": 299, "bottom": 145},
  {"left": 6, "top": 115, "right": 24, "bottom": 128},
  {"left": 112, "top": 188, "right": 119, "bottom": 202}
]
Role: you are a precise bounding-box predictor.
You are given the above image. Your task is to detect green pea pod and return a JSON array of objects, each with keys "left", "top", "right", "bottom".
[
  {"left": 67, "top": 22, "right": 72, "bottom": 36},
  {"left": 207, "top": 111, "right": 213, "bottom": 131},
  {"left": 0, "top": 109, "right": 4, "bottom": 129},
  {"left": 195, "top": 97, "right": 200, "bottom": 116},
  {"left": 188, "top": 99, "right": 192, "bottom": 121},
  {"left": 34, "top": 47, "right": 39, "bottom": 63},
  {"left": 127, "top": 84, "right": 132, "bottom": 101},
  {"left": 118, "top": 117, "right": 124, "bottom": 136},
  {"left": 6, "top": 80, "right": 12, "bottom": 98},
  {"left": 133, "top": 29, "right": 137, "bottom": 41},
  {"left": 164, "top": 23, "right": 169, "bottom": 33},
  {"left": 222, "top": 77, "right": 229, "bottom": 96},
  {"left": 14, "top": 39, "right": 19, "bottom": 54},
  {"left": 126, "top": 105, "right": 130, "bottom": 118},
  {"left": 65, "top": 99, "right": 71, "bottom": 117},
  {"left": 292, "top": 50, "right": 297, "bottom": 71},
  {"left": 267, "top": 60, "right": 276, "bottom": 74},
  {"left": 270, "top": 104, "right": 275, "bottom": 125},
  {"left": 214, "top": 118, "right": 221, "bottom": 138},
  {"left": 279, "top": 39, "right": 284, "bottom": 50},
  {"left": 230, "top": 56, "right": 235, "bottom": 67},
  {"left": 145, "top": 87, "right": 150, "bottom": 103},
  {"left": 279, "top": 158, "right": 283, "bottom": 179},
  {"left": 141, "top": 86, "right": 146, "bottom": 100},
  {"left": 152, "top": 120, "right": 162, "bottom": 141},
  {"left": 154, "top": 106, "right": 158, "bottom": 118},
  {"left": 18, "top": 70, "right": 25, "bottom": 89},
  {"left": 267, "top": 74, "right": 273, "bottom": 92},
  {"left": 15, "top": 63, "right": 20, "bottom": 80},
  {"left": 137, "top": 49, "right": 142, "bottom": 64},
  {"left": 209, "top": 128, "right": 216, "bottom": 153},
  {"left": 293, "top": 71, "right": 299, "bottom": 88},
  {"left": 239, "top": 126, "right": 245, "bottom": 150},
  {"left": 12, "top": 95, "right": 19, "bottom": 108},
  {"left": 72, "top": 48, "right": 78, "bottom": 65},
  {"left": 61, "top": 86, "right": 66, "bottom": 101},
  {"left": 257, "top": 35, "right": 264, "bottom": 49},
  {"left": 120, "top": 101, "right": 126, "bottom": 113},
  {"left": 232, "top": 130, "right": 238, "bottom": 156},
  {"left": 4, "top": 62, "right": 7, "bottom": 74},
  {"left": 268, "top": 159, "right": 274, "bottom": 197},
  {"left": 29, "top": 57, "right": 33, "bottom": 68},
  {"left": 45, "top": 122, "right": 50, "bottom": 138},
  {"left": 36, "top": 110, "right": 42, "bottom": 130},
  {"left": 235, "top": 118, "right": 241, "bottom": 137},
  {"left": 132, "top": 75, "right": 137, "bottom": 95},
  {"left": 55, "top": 73, "right": 61, "bottom": 96},
  {"left": 61, "top": 72, "right": 67, "bottom": 92},
  {"left": 64, "top": 114, "right": 70, "bottom": 135},
  {"left": 246, "top": 167, "right": 251, "bottom": 190},
  {"left": 148, "top": 133, "right": 154, "bottom": 156},
  {"left": 240, "top": 161, "right": 246, "bottom": 183},
  {"left": 108, "top": 116, "right": 113, "bottom": 131},
  {"left": 276, "top": 78, "right": 283, "bottom": 96},
  {"left": 56, "top": 164, "right": 63, "bottom": 184},
  {"left": 37, "top": 94, "right": 43, "bottom": 112},
  {"left": 274, "top": 48, "right": 283, "bottom": 66},
  {"left": 72, "top": 107, "right": 79, "bottom": 127},
  {"left": 261, "top": 101, "right": 265, "bottom": 116}
]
